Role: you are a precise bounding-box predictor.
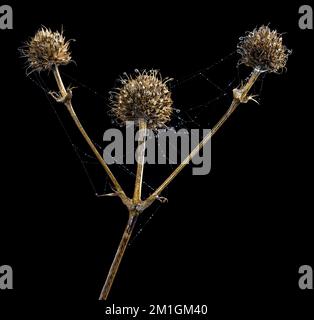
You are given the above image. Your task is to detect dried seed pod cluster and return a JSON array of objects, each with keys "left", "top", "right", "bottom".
[
  {"left": 21, "top": 27, "right": 72, "bottom": 73},
  {"left": 237, "top": 25, "right": 290, "bottom": 73},
  {"left": 110, "top": 70, "right": 173, "bottom": 129},
  {"left": 20, "top": 24, "right": 291, "bottom": 301}
]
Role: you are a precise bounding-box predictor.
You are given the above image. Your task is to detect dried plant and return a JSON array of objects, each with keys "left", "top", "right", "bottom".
[
  {"left": 20, "top": 27, "right": 72, "bottom": 74},
  {"left": 237, "top": 25, "right": 291, "bottom": 73},
  {"left": 21, "top": 25, "right": 290, "bottom": 300},
  {"left": 110, "top": 70, "right": 173, "bottom": 129}
]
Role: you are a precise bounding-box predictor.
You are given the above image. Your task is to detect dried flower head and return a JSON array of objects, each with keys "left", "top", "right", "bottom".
[
  {"left": 21, "top": 27, "right": 72, "bottom": 73},
  {"left": 237, "top": 25, "right": 290, "bottom": 73},
  {"left": 110, "top": 70, "right": 173, "bottom": 129}
]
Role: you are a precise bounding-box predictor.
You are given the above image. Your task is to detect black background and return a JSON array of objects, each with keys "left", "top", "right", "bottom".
[{"left": 0, "top": 0, "right": 313, "bottom": 317}]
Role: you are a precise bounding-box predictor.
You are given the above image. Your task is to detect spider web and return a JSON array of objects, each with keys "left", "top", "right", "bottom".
[{"left": 27, "top": 50, "right": 265, "bottom": 244}]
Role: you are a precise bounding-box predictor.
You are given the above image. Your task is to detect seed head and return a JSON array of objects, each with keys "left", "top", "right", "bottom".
[
  {"left": 21, "top": 27, "right": 72, "bottom": 73},
  {"left": 237, "top": 25, "right": 290, "bottom": 73},
  {"left": 110, "top": 70, "right": 173, "bottom": 129}
]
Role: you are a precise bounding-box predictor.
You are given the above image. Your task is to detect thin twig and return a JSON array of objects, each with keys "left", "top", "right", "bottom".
[
  {"left": 52, "top": 65, "right": 130, "bottom": 206},
  {"left": 141, "top": 68, "right": 261, "bottom": 211},
  {"left": 98, "top": 119, "right": 147, "bottom": 300},
  {"left": 99, "top": 210, "right": 139, "bottom": 300}
]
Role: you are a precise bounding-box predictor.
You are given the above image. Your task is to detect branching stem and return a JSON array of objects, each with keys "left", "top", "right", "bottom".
[{"left": 51, "top": 65, "right": 261, "bottom": 300}]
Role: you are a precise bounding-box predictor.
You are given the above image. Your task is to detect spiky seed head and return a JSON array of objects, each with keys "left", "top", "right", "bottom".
[
  {"left": 110, "top": 70, "right": 173, "bottom": 129},
  {"left": 21, "top": 27, "right": 72, "bottom": 73},
  {"left": 237, "top": 25, "right": 290, "bottom": 73}
]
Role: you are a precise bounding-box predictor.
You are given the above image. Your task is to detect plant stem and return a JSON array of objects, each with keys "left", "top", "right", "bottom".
[
  {"left": 141, "top": 68, "right": 261, "bottom": 210},
  {"left": 99, "top": 119, "right": 147, "bottom": 300},
  {"left": 52, "top": 65, "right": 129, "bottom": 204},
  {"left": 52, "top": 65, "right": 260, "bottom": 300},
  {"left": 133, "top": 118, "right": 147, "bottom": 203},
  {"left": 99, "top": 210, "right": 139, "bottom": 300}
]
